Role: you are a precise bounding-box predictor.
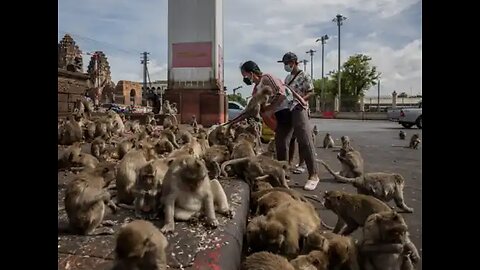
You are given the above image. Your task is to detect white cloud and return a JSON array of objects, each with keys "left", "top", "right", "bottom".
[{"left": 59, "top": 0, "right": 421, "bottom": 97}]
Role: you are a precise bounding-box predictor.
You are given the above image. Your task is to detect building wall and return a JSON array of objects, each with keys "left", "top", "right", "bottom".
[
  {"left": 115, "top": 80, "right": 142, "bottom": 106},
  {"left": 58, "top": 68, "right": 91, "bottom": 113}
]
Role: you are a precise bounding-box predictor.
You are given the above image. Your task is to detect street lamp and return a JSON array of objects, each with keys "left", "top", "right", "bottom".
[
  {"left": 306, "top": 49, "right": 316, "bottom": 80},
  {"left": 316, "top": 34, "right": 329, "bottom": 111},
  {"left": 232, "top": 85, "right": 243, "bottom": 95},
  {"left": 333, "top": 14, "right": 347, "bottom": 111},
  {"left": 300, "top": 59, "right": 309, "bottom": 72}
]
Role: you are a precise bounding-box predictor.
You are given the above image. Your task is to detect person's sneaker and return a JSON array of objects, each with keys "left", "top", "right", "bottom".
[
  {"left": 293, "top": 164, "right": 306, "bottom": 174},
  {"left": 304, "top": 175, "right": 320, "bottom": 191}
]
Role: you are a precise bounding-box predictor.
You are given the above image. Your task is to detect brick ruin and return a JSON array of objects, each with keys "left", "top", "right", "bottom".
[
  {"left": 114, "top": 80, "right": 142, "bottom": 106},
  {"left": 57, "top": 34, "right": 140, "bottom": 113}
]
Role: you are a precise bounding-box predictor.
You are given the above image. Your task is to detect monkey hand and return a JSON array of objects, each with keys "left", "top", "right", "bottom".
[
  {"left": 160, "top": 223, "right": 175, "bottom": 234},
  {"left": 222, "top": 209, "right": 234, "bottom": 219},
  {"left": 207, "top": 218, "right": 219, "bottom": 228}
]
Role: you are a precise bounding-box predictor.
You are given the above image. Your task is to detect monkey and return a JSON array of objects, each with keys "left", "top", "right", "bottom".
[
  {"left": 312, "top": 125, "right": 319, "bottom": 147},
  {"left": 58, "top": 115, "right": 83, "bottom": 145},
  {"left": 261, "top": 200, "right": 321, "bottom": 257},
  {"left": 399, "top": 131, "right": 406, "bottom": 140},
  {"left": 332, "top": 138, "right": 364, "bottom": 178},
  {"left": 323, "top": 133, "right": 335, "bottom": 149},
  {"left": 73, "top": 97, "right": 94, "bottom": 119},
  {"left": 144, "top": 123, "right": 155, "bottom": 136},
  {"left": 250, "top": 187, "right": 308, "bottom": 213},
  {"left": 161, "top": 100, "right": 175, "bottom": 115},
  {"left": 133, "top": 158, "right": 170, "bottom": 220},
  {"left": 191, "top": 115, "right": 198, "bottom": 133},
  {"left": 224, "top": 86, "right": 273, "bottom": 127},
  {"left": 252, "top": 180, "right": 273, "bottom": 192},
  {"left": 62, "top": 163, "right": 118, "bottom": 236},
  {"left": 154, "top": 139, "right": 175, "bottom": 156},
  {"left": 117, "top": 139, "right": 135, "bottom": 160},
  {"left": 243, "top": 251, "right": 295, "bottom": 270},
  {"left": 159, "top": 128, "right": 180, "bottom": 149},
  {"left": 125, "top": 120, "right": 142, "bottom": 134},
  {"left": 359, "top": 211, "right": 420, "bottom": 270},
  {"left": 255, "top": 190, "right": 297, "bottom": 216},
  {"left": 107, "top": 110, "right": 126, "bottom": 135},
  {"left": 261, "top": 138, "right": 276, "bottom": 158},
  {"left": 70, "top": 152, "right": 100, "bottom": 170},
  {"left": 289, "top": 250, "right": 329, "bottom": 270},
  {"left": 94, "top": 118, "right": 111, "bottom": 138},
  {"left": 171, "top": 102, "right": 178, "bottom": 115},
  {"left": 303, "top": 231, "right": 360, "bottom": 270},
  {"left": 160, "top": 156, "right": 231, "bottom": 233},
  {"left": 221, "top": 154, "right": 290, "bottom": 188},
  {"left": 246, "top": 215, "right": 268, "bottom": 252},
  {"left": 112, "top": 220, "right": 168, "bottom": 270},
  {"left": 320, "top": 160, "right": 414, "bottom": 213},
  {"left": 203, "top": 145, "right": 231, "bottom": 179},
  {"left": 177, "top": 129, "right": 194, "bottom": 145},
  {"left": 91, "top": 137, "right": 107, "bottom": 160},
  {"left": 58, "top": 142, "right": 82, "bottom": 170},
  {"left": 408, "top": 134, "right": 421, "bottom": 149},
  {"left": 208, "top": 124, "right": 235, "bottom": 146},
  {"left": 146, "top": 112, "right": 156, "bottom": 126},
  {"left": 83, "top": 120, "right": 97, "bottom": 142},
  {"left": 323, "top": 190, "right": 392, "bottom": 236},
  {"left": 116, "top": 144, "right": 157, "bottom": 205},
  {"left": 220, "top": 135, "right": 256, "bottom": 179}
]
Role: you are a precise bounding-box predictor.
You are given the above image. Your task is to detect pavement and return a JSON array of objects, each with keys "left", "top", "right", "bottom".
[
  {"left": 57, "top": 119, "right": 422, "bottom": 270},
  {"left": 289, "top": 118, "right": 422, "bottom": 269}
]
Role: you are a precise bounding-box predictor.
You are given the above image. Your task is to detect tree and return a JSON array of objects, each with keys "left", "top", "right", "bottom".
[
  {"left": 319, "top": 54, "right": 380, "bottom": 111},
  {"left": 227, "top": 93, "right": 247, "bottom": 106},
  {"left": 398, "top": 92, "right": 408, "bottom": 98}
]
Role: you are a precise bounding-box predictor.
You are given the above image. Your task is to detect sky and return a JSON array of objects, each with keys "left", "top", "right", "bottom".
[{"left": 58, "top": 0, "right": 421, "bottom": 98}]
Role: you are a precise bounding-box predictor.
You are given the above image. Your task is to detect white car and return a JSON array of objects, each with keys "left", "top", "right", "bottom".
[{"left": 398, "top": 101, "right": 422, "bottom": 129}]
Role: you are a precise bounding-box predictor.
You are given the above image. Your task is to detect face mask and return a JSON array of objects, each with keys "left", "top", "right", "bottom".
[
  {"left": 284, "top": 64, "right": 293, "bottom": 73},
  {"left": 243, "top": 76, "right": 253, "bottom": 85}
]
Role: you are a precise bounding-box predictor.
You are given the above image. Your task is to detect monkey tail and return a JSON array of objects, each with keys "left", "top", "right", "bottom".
[
  {"left": 220, "top": 157, "right": 250, "bottom": 177},
  {"left": 117, "top": 203, "right": 135, "bottom": 210},
  {"left": 316, "top": 159, "right": 357, "bottom": 183}
]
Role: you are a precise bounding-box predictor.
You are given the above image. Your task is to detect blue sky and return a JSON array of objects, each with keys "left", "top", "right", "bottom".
[{"left": 58, "top": 0, "right": 421, "bottom": 98}]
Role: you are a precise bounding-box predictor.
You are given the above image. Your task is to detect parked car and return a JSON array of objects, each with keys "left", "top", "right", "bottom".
[
  {"left": 398, "top": 101, "right": 422, "bottom": 129},
  {"left": 227, "top": 100, "right": 274, "bottom": 143}
]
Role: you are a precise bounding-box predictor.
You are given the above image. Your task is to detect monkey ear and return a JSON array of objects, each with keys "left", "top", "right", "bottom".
[{"left": 167, "top": 158, "right": 175, "bottom": 166}]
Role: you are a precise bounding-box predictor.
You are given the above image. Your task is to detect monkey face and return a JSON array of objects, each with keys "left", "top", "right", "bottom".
[
  {"left": 180, "top": 158, "right": 208, "bottom": 189},
  {"left": 371, "top": 212, "right": 408, "bottom": 243},
  {"left": 305, "top": 232, "right": 329, "bottom": 254},
  {"left": 323, "top": 191, "right": 343, "bottom": 210}
]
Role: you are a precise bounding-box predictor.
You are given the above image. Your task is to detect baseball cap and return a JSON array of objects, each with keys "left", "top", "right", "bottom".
[{"left": 277, "top": 52, "right": 298, "bottom": 63}]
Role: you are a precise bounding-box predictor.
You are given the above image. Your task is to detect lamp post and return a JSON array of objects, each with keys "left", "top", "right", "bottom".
[
  {"left": 316, "top": 35, "right": 329, "bottom": 111},
  {"left": 333, "top": 14, "right": 347, "bottom": 111}
]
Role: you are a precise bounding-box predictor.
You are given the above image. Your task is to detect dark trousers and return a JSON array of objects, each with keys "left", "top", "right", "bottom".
[{"left": 274, "top": 107, "right": 317, "bottom": 176}]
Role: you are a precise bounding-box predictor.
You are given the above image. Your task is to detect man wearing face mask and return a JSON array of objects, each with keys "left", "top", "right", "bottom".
[{"left": 277, "top": 52, "right": 319, "bottom": 190}]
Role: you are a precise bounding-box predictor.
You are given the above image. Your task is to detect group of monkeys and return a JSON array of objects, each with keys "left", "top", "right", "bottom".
[
  {"left": 243, "top": 129, "right": 420, "bottom": 270},
  {"left": 57, "top": 96, "right": 421, "bottom": 270}
]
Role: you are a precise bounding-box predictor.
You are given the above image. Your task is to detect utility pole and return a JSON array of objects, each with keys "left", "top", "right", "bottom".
[
  {"left": 333, "top": 14, "right": 347, "bottom": 111},
  {"left": 141, "top": 52, "right": 150, "bottom": 107},
  {"left": 316, "top": 35, "right": 329, "bottom": 111},
  {"left": 301, "top": 59, "right": 309, "bottom": 72},
  {"left": 232, "top": 85, "right": 243, "bottom": 95},
  {"left": 306, "top": 49, "right": 316, "bottom": 80}
]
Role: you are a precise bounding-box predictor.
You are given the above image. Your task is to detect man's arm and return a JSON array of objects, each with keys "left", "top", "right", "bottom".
[{"left": 301, "top": 73, "right": 315, "bottom": 100}]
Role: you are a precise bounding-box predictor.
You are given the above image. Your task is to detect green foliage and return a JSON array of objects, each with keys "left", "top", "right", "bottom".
[
  {"left": 227, "top": 94, "right": 247, "bottom": 106},
  {"left": 314, "top": 53, "right": 380, "bottom": 110}
]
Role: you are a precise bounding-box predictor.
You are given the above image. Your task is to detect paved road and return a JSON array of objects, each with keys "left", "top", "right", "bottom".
[{"left": 289, "top": 119, "right": 422, "bottom": 269}]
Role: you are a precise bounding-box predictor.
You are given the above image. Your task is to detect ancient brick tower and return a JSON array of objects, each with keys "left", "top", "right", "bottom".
[
  {"left": 58, "top": 34, "right": 83, "bottom": 73},
  {"left": 86, "top": 51, "right": 115, "bottom": 104}
]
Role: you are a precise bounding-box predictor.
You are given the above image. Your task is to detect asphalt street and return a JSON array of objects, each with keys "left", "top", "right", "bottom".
[{"left": 289, "top": 118, "right": 422, "bottom": 269}]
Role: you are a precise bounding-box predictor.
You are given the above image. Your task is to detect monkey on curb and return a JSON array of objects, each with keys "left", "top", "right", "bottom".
[
  {"left": 243, "top": 251, "right": 295, "bottom": 270},
  {"left": 112, "top": 220, "right": 168, "bottom": 270},
  {"left": 399, "top": 131, "right": 406, "bottom": 140},
  {"left": 159, "top": 156, "right": 232, "bottom": 233},
  {"left": 191, "top": 115, "right": 198, "bottom": 133},
  {"left": 409, "top": 134, "right": 421, "bottom": 149}
]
